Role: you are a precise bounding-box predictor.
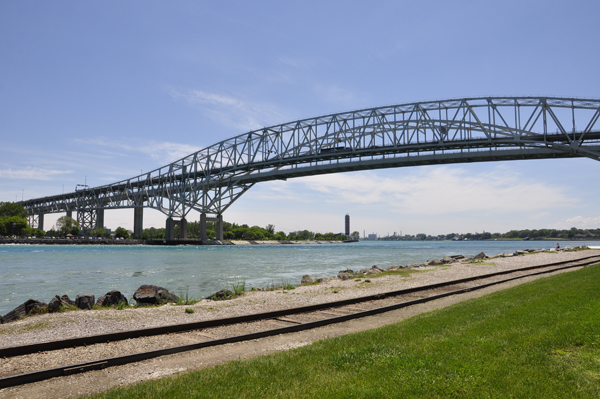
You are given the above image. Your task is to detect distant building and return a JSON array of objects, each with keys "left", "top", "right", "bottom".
[
  {"left": 345, "top": 214, "right": 350, "bottom": 236},
  {"left": 368, "top": 233, "right": 377, "bottom": 240}
]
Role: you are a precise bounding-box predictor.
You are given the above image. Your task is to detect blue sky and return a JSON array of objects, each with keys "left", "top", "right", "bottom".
[{"left": 1, "top": 0, "right": 599, "bottom": 236}]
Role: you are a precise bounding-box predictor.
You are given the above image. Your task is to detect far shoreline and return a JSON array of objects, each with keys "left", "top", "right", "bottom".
[{"left": 1, "top": 237, "right": 598, "bottom": 246}]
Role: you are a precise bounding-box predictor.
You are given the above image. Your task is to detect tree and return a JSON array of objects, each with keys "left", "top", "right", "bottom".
[
  {"left": 115, "top": 227, "right": 130, "bottom": 239},
  {"left": 0, "top": 202, "right": 27, "bottom": 219},
  {"left": 0, "top": 202, "right": 29, "bottom": 236},
  {"left": 56, "top": 216, "right": 80, "bottom": 237},
  {"left": 33, "top": 228, "right": 45, "bottom": 238},
  {"left": 0, "top": 216, "right": 28, "bottom": 236},
  {"left": 265, "top": 224, "right": 275, "bottom": 235},
  {"left": 90, "top": 227, "right": 110, "bottom": 238}
]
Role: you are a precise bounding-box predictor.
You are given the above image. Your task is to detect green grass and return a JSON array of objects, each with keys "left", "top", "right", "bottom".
[
  {"left": 370, "top": 269, "right": 421, "bottom": 278},
  {"left": 176, "top": 287, "right": 201, "bottom": 306},
  {"left": 229, "top": 278, "right": 246, "bottom": 297},
  {"left": 86, "top": 264, "right": 600, "bottom": 399},
  {"left": 466, "top": 260, "right": 496, "bottom": 266},
  {"left": 281, "top": 279, "right": 296, "bottom": 290}
]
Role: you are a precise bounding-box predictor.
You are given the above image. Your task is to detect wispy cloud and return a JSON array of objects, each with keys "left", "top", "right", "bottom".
[
  {"left": 265, "top": 166, "right": 574, "bottom": 216},
  {"left": 0, "top": 168, "right": 72, "bottom": 180},
  {"left": 74, "top": 138, "right": 200, "bottom": 163},
  {"left": 551, "top": 216, "right": 600, "bottom": 230},
  {"left": 313, "top": 84, "right": 358, "bottom": 106},
  {"left": 168, "top": 87, "right": 290, "bottom": 132},
  {"left": 278, "top": 56, "right": 315, "bottom": 70}
]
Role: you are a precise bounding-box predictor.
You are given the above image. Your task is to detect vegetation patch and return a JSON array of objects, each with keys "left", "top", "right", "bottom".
[
  {"left": 87, "top": 264, "right": 600, "bottom": 399},
  {"left": 0, "top": 321, "right": 51, "bottom": 335},
  {"left": 227, "top": 278, "right": 246, "bottom": 297},
  {"left": 466, "top": 260, "right": 496, "bottom": 266},
  {"left": 370, "top": 269, "right": 420, "bottom": 278},
  {"left": 176, "top": 287, "right": 201, "bottom": 306}
]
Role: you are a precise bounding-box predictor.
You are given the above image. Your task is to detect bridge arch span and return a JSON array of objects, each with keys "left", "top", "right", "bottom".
[{"left": 21, "top": 96, "right": 600, "bottom": 239}]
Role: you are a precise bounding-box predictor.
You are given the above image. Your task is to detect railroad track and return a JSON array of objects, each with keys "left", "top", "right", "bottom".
[{"left": 2, "top": 254, "right": 600, "bottom": 390}]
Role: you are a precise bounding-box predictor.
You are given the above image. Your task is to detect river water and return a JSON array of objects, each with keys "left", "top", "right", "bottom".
[{"left": 0, "top": 240, "right": 595, "bottom": 315}]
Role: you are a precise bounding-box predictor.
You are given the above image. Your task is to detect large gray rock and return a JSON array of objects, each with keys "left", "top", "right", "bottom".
[
  {"left": 301, "top": 275, "right": 314, "bottom": 285},
  {"left": 61, "top": 294, "right": 76, "bottom": 306},
  {"left": 48, "top": 295, "right": 74, "bottom": 312},
  {"left": 96, "top": 290, "right": 128, "bottom": 307},
  {"left": 75, "top": 294, "right": 95, "bottom": 310},
  {"left": 472, "top": 252, "right": 486, "bottom": 260},
  {"left": 366, "top": 266, "right": 383, "bottom": 275},
  {"left": 1, "top": 299, "right": 47, "bottom": 324},
  {"left": 205, "top": 289, "right": 234, "bottom": 301},
  {"left": 338, "top": 270, "right": 354, "bottom": 280},
  {"left": 133, "top": 285, "right": 179, "bottom": 306}
]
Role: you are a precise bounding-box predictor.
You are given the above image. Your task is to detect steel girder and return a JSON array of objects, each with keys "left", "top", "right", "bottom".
[{"left": 20, "top": 97, "right": 600, "bottom": 219}]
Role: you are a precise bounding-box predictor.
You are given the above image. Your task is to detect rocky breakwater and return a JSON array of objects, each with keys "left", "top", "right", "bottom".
[
  {"left": 295, "top": 246, "right": 589, "bottom": 287},
  {"left": 0, "top": 285, "right": 183, "bottom": 324},
  {"left": 0, "top": 290, "right": 126, "bottom": 324}
]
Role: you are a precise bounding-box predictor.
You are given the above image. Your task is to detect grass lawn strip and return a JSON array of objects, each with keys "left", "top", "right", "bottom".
[{"left": 87, "top": 264, "right": 600, "bottom": 399}]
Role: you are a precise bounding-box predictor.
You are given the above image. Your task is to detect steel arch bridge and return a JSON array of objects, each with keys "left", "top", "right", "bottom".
[{"left": 20, "top": 96, "right": 600, "bottom": 240}]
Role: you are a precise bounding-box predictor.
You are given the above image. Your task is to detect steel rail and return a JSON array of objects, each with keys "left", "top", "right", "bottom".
[
  {"left": 2, "top": 253, "right": 599, "bottom": 360},
  {"left": 1, "top": 256, "right": 599, "bottom": 389}
]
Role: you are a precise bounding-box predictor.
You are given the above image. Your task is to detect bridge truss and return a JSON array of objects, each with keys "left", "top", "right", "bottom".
[{"left": 21, "top": 96, "right": 600, "bottom": 238}]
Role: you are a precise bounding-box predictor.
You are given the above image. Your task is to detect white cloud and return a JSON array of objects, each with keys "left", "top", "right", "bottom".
[
  {"left": 551, "top": 216, "right": 600, "bottom": 230},
  {"left": 74, "top": 138, "right": 200, "bottom": 163},
  {"left": 263, "top": 166, "right": 574, "bottom": 216},
  {"left": 168, "top": 87, "right": 290, "bottom": 132},
  {"left": 278, "top": 56, "right": 315, "bottom": 70},
  {"left": 313, "top": 84, "right": 357, "bottom": 106},
  {"left": 0, "top": 168, "right": 72, "bottom": 180}
]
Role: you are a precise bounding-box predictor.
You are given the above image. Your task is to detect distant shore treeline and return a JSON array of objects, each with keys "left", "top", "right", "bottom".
[
  {"left": 2, "top": 202, "right": 599, "bottom": 242},
  {"left": 142, "top": 222, "right": 354, "bottom": 242},
  {"left": 378, "top": 227, "right": 600, "bottom": 241}
]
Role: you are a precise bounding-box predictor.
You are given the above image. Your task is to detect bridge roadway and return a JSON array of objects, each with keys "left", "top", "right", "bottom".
[{"left": 18, "top": 97, "right": 600, "bottom": 241}]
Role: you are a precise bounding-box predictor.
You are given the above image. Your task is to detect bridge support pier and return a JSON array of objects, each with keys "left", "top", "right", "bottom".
[
  {"left": 66, "top": 210, "right": 72, "bottom": 219},
  {"left": 216, "top": 214, "right": 223, "bottom": 241},
  {"left": 200, "top": 213, "right": 208, "bottom": 243},
  {"left": 96, "top": 209, "right": 104, "bottom": 231},
  {"left": 77, "top": 209, "right": 103, "bottom": 235},
  {"left": 166, "top": 218, "right": 175, "bottom": 240},
  {"left": 165, "top": 217, "right": 188, "bottom": 240},
  {"left": 180, "top": 218, "right": 188, "bottom": 239},
  {"left": 28, "top": 214, "right": 44, "bottom": 230},
  {"left": 134, "top": 208, "right": 143, "bottom": 238}
]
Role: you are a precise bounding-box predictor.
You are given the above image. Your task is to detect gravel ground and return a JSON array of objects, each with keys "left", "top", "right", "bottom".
[{"left": 1, "top": 249, "right": 599, "bottom": 399}]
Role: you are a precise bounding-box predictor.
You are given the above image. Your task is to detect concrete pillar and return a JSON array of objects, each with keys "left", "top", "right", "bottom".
[
  {"left": 200, "top": 213, "right": 207, "bottom": 243},
  {"left": 216, "top": 214, "right": 223, "bottom": 241},
  {"left": 38, "top": 214, "right": 44, "bottom": 231},
  {"left": 66, "top": 210, "right": 72, "bottom": 219},
  {"left": 180, "top": 218, "right": 188, "bottom": 239},
  {"left": 96, "top": 209, "right": 104, "bottom": 230},
  {"left": 165, "top": 217, "right": 175, "bottom": 240},
  {"left": 134, "top": 207, "right": 143, "bottom": 238}
]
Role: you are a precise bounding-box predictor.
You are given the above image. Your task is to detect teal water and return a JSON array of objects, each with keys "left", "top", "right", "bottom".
[{"left": 0, "top": 240, "right": 594, "bottom": 315}]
